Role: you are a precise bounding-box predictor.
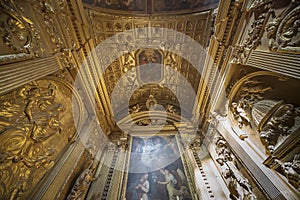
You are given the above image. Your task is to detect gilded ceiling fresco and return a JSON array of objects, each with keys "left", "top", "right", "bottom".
[
  {"left": 87, "top": 10, "right": 211, "bottom": 123},
  {"left": 82, "top": 0, "right": 219, "bottom": 13}
]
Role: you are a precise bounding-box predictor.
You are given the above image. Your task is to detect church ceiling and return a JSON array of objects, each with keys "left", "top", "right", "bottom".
[
  {"left": 83, "top": 0, "right": 219, "bottom": 14},
  {"left": 84, "top": 5, "right": 214, "bottom": 127},
  {"left": 103, "top": 50, "right": 201, "bottom": 118}
]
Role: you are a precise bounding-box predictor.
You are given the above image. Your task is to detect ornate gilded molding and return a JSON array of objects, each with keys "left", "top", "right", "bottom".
[
  {"left": 30, "top": 0, "right": 64, "bottom": 54},
  {"left": 86, "top": 8, "right": 213, "bottom": 133},
  {"left": 31, "top": 0, "right": 78, "bottom": 69},
  {"left": 190, "top": 147, "right": 215, "bottom": 199},
  {"left": 0, "top": 0, "right": 81, "bottom": 68}
]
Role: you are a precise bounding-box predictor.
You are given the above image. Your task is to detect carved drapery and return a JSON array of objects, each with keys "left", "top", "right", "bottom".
[
  {"left": 276, "top": 153, "right": 300, "bottom": 191},
  {"left": 214, "top": 136, "right": 257, "bottom": 200},
  {"left": 0, "top": 77, "right": 80, "bottom": 199},
  {"left": 258, "top": 103, "right": 300, "bottom": 155}
]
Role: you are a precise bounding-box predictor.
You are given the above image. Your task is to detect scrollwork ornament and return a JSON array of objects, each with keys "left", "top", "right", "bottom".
[
  {"left": 266, "top": 2, "right": 300, "bottom": 52},
  {"left": 232, "top": 0, "right": 275, "bottom": 64},
  {"left": 30, "top": 0, "right": 64, "bottom": 53},
  {"left": 0, "top": 0, "right": 42, "bottom": 63}
]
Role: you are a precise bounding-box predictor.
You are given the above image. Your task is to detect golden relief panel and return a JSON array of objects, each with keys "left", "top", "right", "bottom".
[
  {"left": 266, "top": 1, "right": 300, "bottom": 53},
  {"left": 0, "top": 77, "right": 79, "bottom": 199},
  {"left": 88, "top": 10, "right": 211, "bottom": 54},
  {"left": 227, "top": 69, "right": 300, "bottom": 133}
]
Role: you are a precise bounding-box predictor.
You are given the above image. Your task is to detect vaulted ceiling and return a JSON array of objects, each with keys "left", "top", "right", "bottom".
[
  {"left": 80, "top": 0, "right": 218, "bottom": 133},
  {"left": 83, "top": 0, "right": 219, "bottom": 14}
]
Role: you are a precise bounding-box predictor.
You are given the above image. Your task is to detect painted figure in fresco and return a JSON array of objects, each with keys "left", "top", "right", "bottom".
[
  {"left": 131, "top": 138, "right": 143, "bottom": 153},
  {"left": 128, "top": 173, "right": 150, "bottom": 200},
  {"left": 157, "top": 168, "right": 191, "bottom": 200},
  {"left": 138, "top": 50, "right": 163, "bottom": 83},
  {"left": 158, "top": 169, "right": 179, "bottom": 200},
  {"left": 127, "top": 136, "right": 191, "bottom": 199},
  {"left": 151, "top": 170, "right": 169, "bottom": 200},
  {"left": 139, "top": 49, "right": 162, "bottom": 65}
]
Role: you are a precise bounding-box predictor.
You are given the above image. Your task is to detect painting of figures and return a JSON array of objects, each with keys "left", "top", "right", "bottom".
[
  {"left": 138, "top": 49, "right": 163, "bottom": 83},
  {"left": 126, "top": 136, "right": 192, "bottom": 200}
]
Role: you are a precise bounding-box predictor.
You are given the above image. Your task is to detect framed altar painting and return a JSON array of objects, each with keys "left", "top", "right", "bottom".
[{"left": 125, "top": 135, "right": 193, "bottom": 200}]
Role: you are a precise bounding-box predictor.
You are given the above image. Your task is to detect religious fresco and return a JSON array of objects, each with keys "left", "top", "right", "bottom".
[
  {"left": 126, "top": 136, "right": 192, "bottom": 200},
  {"left": 82, "top": 0, "right": 219, "bottom": 12},
  {"left": 153, "top": 0, "right": 219, "bottom": 11},
  {"left": 137, "top": 49, "right": 164, "bottom": 83},
  {"left": 82, "top": 0, "right": 146, "bottom": 11}
]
